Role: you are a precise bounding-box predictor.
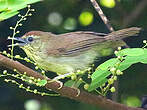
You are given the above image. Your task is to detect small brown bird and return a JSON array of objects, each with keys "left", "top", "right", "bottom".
[{"left": 10, "top": 27, "right": 141, "bottom": 76}]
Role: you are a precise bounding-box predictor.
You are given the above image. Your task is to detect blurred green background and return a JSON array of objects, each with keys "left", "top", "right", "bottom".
[{"left": 0, "top": 0, "right": 147, "bottom": 110}]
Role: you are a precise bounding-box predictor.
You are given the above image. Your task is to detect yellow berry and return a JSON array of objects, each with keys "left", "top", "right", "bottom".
[
  {"left": 118, "top": 47, "right": 121, "bottom": 50},
  {"left": 3, "top": 70, "right": 7, "bottom": 74},
  {"left": 110, "top": 87, "right": 115, "bottom": 92},
  {"left": 108, "top": 78, "right": 114, "bottom": 84},
  {"left": 84, "top": 84, "right": 89, "bottom": 90},
  {"left": 114, "top": 76, "right": 117, "bottom": 80},
  {"left": 15, "top": 55, "right": 20, "bottom": 58}
]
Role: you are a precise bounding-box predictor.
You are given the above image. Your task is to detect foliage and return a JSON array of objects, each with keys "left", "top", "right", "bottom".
[
  {"left": 87, "top": 47, "right": 147, "bottom": 95},
  {"left": 0, "top": 0, "right": 41, "bottom": 21}
]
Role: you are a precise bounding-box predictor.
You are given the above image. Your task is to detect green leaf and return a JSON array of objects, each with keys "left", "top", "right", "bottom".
[
  {"left": 0, "top": 0, "right": 7, "bottom": 12},
  {"left": 118, "top": 57, "right": 133, "bottom": 71},
  {"left": 64, "top": 80, "right": 83, "bottom": 88},
  {"left": 37, "top": 80, "right": 47, "bottom": 86},
  {"left": 0, "top": 11, "right": 19, "bottom": 21},
  {"left": 88, "top": 58, "right": 119, "bottom": 91},
  {"left": 116, "top": 48, "right": 144, "bottom": 56},
  {"left": 23, "top": 0, "right": 41, "bottom": 5},
  {"left": 88, "top": 78, "right": 107, "bottom": 92},
  {"left": 98, "top": 58, "right": 119, "bottom": 70},
  {"left": 0, "top": 0, "right": 41, "bottom": 21},
  {"left": 6, "top": 0, "right": 40, "bottom": 11},
  {"left": 88, "top": 48, "right": 147, "bottom": 92},
  {"left": 140, "top": 49, "right": 147, "bottom": 64},
  {"left": 88, "top": 69, "right": 110, "bottom": 91},
  {"left": 118, "top": 49, "right": 147, "bottom": 70}
]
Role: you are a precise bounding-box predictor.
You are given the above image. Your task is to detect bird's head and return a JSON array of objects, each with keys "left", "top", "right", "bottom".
[
  {"left": 8, "top": 31, "right": 54, "bottom": 50},
  {"left": 8, "top": 31, "right": 56, "bottom": 60}
]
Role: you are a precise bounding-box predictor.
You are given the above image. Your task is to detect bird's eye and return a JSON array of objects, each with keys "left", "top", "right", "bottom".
[{"left": 27, "top": 36, "right": 34, "bottom": 42}]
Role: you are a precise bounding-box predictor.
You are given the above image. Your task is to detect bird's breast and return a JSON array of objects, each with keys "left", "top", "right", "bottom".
[{"left": 34, "top": 48, "right": 99, "bottom": 74}]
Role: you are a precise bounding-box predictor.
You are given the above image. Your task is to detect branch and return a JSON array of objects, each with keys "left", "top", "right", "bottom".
[
  {"left": 0, "top": 54, "right": 145, "bottom": 110},
  {"left": 89, "top": 0, "right": 114, "bottom": 32}
]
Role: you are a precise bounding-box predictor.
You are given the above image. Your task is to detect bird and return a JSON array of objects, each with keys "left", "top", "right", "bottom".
[{"left": 9, "top": 27, "right": 141, "bottom": 78}]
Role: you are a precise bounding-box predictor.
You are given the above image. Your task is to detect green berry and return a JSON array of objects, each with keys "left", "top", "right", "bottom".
[
  {"left": 114, "top": 76, "right": 117, "bottom": 80},
  {"left": 108, "top": 78, "right": 114, "bottom": 84},
  {"left": 71, "top": 74, "right": 77, "bottom": 80},
  {"left": 35, "top": 66, "right": 39, "bottom": 70},
  {"left": 110, "top": 87, "right": 115, "bottom": 92},
  {"left": 3, "top": 70, "right": 7, "bottom": 74},
  {"left": 110, "top": 67, "right": 116, "bottom": 73},
  {"left": 33, "top": 89, "right": 37, "bottom": 94},
  {"left": 84, "top": 84, "right": 89, "bottom": 90},
  {"left": 116, "top": 70, "right": 123, "bottom": 75},
  {"left": 118, "top": 47, "right": 121, "bottom": 50},
  {"left": 15, "top": 55, "right": 21, "bottom": 58}
]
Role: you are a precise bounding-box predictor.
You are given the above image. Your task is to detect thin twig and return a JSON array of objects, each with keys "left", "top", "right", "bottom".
[
  {"left": 10, "top": 6, "right": 32, "bottom": 59},
  {"left": 89, "top": 0, "right": 114, "bottom": 32}
]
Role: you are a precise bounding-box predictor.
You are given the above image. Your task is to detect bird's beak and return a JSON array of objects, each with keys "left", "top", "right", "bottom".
[{"left": 7, "top": 37, "right": 27, "bottom": 47}]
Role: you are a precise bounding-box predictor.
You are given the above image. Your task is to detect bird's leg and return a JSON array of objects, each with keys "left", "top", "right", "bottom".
[
  {"left": 47, "top": 79, "right": 63, "bottom": 89},
  {"left": 48, "top": 72, "right": 76, "bottom": 89},
  {"left": 54, "top": 72, "right": 76, "bottom": 80},
  {"left": 72, "top": 86, "right": 80, "bottom": 97},
  {"left": 70, "top": 76, "right": 82, "bottom": 96},
  {"left": 48, "top": 72, "right": 81, "bottom": 96}
]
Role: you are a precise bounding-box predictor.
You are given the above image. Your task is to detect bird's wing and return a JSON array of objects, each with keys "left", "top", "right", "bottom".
[
  {"left": 47, "top": 31, "right": 107, "bottom": 56},
  {"left": 46, "top": 27, "right": 141, "bottom": 56}
]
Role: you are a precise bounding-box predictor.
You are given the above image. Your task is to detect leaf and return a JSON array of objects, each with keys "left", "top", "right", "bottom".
[
  {"left": 116, "top": 48, "right": 144, "bottom": 56},
  {"left": 0, "top": 0, "right": 41, "bottom": 21},
  {"left": 6, "top": 0, "right": 41, "bottom": 11},
  {"left": 23, "top": 0, "right": 41, "bottom": 5},
  {"left": 88, "top": 78, "right": 107, "bottom": 92},
  {"left": 88, "top": 57, "right": 120, "bottom": 92},
  {"left": 64, "top": 80, "right": 83, "bottom": 88},
  {"left": 37, "top": 80, "right": 47, "bottom": 86},
  {"left": 88, "top": 69, "right": 110, "bottom": 91},
  {"left": 97, "top": 58, "right": 119, "bottom": 70},
  {"left": 115, "top": 48, "right": 147, "bottom": 71},
  {"left": 118, "top": 49, "right": 147, "bottom": 70},
  {"left": 0, "top": 0, "right": 7, "bottom": 12},
  {"left": 118, "top": 57, "right": 133, "bottom": 71},
  {"left": 0, "top": 11, "right": 19, "bottom": 21},
  {"left": 88, "top": 48, "right": 147, "bottom": 92},
  {"left": 140, "top": 49, "right": 147, "bottom": 64}
]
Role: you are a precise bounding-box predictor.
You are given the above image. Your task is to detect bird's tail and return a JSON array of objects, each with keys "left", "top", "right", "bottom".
[{"left": 105, "top": 27, "right": 141, "bottom": 41}]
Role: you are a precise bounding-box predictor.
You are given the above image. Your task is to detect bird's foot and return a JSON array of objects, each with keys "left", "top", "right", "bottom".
[
  {"left": 56, "top": 80, "right": 63, "bottom": 89},
  {"left": 47, "top": 79, "right": 63, "bottom": 90},
  {"left": 74, "top": 87, "right": 80, "bottom": 97},
  {"left": 48, "top": 72, "right": 80, "bottom": 91}
]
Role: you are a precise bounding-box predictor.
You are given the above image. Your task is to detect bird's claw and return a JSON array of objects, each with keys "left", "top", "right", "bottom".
[
  {"left": 76, "top": 88, "right": 80, "bottom": 97},
  {"left": 56, "top": 80, "right": 63, "bottom": 89},
  {"left": 48, "top": 79, "right": 63, "bottom": 90}
]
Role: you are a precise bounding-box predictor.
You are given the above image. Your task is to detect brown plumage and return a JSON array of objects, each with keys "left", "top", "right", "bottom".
[{"left": 15, "top": 27, "right": 141, "bottom": 74}]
